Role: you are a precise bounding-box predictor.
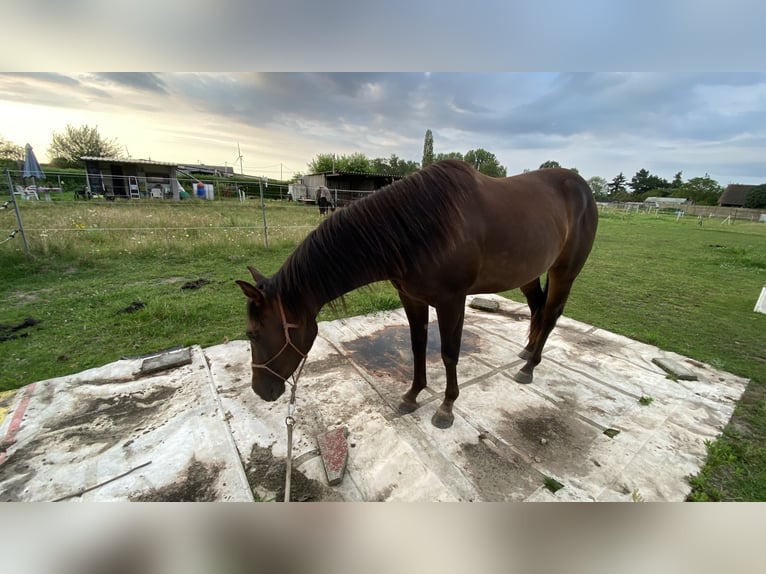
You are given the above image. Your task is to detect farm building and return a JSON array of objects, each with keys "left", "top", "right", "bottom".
[
  {"left": 82, "top": 157, "right": 200, "bottom": 200},
  {"left": 643, "top": 197, "right": 691, "bottom": 209},
  {"left": 718, "top": 184, "right": 755, "bottom": 207},
  {"left": 289, "top": 170, "right": 404, "bottom": 205}
]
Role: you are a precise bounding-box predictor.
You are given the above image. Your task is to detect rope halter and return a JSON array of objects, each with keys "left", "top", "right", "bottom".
[
  {"left": 247, "top": 294, "right": 308, "bottom": 503},
  {"left": 249, "top": 295, "right": 308, "bottom": 391}
]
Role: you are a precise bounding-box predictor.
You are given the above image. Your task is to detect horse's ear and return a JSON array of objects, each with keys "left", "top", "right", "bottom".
[
  {"left": 235, "top": 280, "right": 264, "bottom": 305},
  {"left": 247, "top": 266, "right": 267, "bottom": 284}
]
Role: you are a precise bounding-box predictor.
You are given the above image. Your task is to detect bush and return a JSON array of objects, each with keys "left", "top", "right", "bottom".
[{"left": 743, "top": 184, "right": 766, "bottom": 209}]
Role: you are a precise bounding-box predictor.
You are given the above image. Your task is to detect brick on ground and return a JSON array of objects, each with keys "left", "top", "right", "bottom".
[{"left": 316, "top": 426, "right": 349, "bottom": 486}]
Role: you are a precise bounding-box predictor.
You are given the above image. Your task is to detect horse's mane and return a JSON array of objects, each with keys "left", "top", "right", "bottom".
[{"left": 271, "top": 160, "right": 479, "bottom": 317}]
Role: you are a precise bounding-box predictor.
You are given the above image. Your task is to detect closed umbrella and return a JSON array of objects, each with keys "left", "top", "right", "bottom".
[{"left": 22, "top": 143, "right": 45, "bottom": 188}]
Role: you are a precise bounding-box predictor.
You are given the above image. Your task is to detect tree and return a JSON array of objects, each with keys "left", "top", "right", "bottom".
[
  {"left": 674, "top": 174, "right": 723, "bottom": 205},
  {"left": 587, "top": 176, "right": 608, "bottom": 201},
  {"left": 48, "top": 124, "right": 122, "bottom": 168},
  {"left": 464, "top": 148, "right": 507, "bottom": 177},
  {"left": 0, "top": 136, "right": 24, "bottom": 162},
  {"left": 309, "top": 152, "right": 418, "bottom": 176},
  {"left": 671, "top": 171, "right": 683, "bottom": 188},
  {"left": 607, "top": 172, "right": 629, "bottom": 200},
  {"left": 422, "top": 129, "right": 434, "bottom": 168},
  {"left": 385, "top": 154, "right": 419, "bottom": 176},
  {"left": 744, "top": 184, "right": 766, "bottom": 208},
  {"left": 435, "top": 151, "right": 464, "bottom": 162},
  {"left": 308, "top": 153, "right": 337, "bottom": 173},
  {"left": 343, "top": 152, "right": 371, "bottom": 173},
  {"left": 539, "top": 160, "right": 561, "bottom": 169},
  {"left": 629, "top": 168, "right": 670, "bottom": 199}
]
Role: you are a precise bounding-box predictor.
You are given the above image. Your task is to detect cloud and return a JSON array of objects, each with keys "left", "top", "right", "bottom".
[
  {"left": 2, "top": 72, "right": 766, "bottom": 183},
  {"left": 91, "top": 73, "right": 168, "bottom": 94}
]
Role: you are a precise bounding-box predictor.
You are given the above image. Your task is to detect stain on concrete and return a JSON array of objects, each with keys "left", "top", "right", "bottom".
[
  {"left": 303, "top": 353, "right": 348, "bottom": 377},
  {"left": 131, "top": 457, "right": 222, "bottom": 501},
  {"left": 460, "top": 439, "right": 541, "bottom": 501},
  {"left": 0, "top": 385, "right": 180, "bottom": 501},
  {"left": 344, "top": 323, "right": 482, "bottom": 381},
  {"left": 497, "top": 406, "right": 598, "bottom": 476}
]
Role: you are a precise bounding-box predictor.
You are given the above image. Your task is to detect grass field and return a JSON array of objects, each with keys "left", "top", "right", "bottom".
[{"left": 1, "top": 197, "right": 765, "bottom": 500}]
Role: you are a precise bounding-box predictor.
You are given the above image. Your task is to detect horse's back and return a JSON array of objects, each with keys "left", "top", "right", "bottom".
[{"left": 453, "top": 167, "right": 597, "bottom": 293}]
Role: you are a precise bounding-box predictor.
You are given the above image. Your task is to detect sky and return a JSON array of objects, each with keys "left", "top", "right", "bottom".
[{"left": 2, "top": 72, "right": 766, "bottom": 185}]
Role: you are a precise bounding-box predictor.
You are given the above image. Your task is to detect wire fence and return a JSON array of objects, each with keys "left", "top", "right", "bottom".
[
  {"left": 1, "top": 167, "right": 380, "bottom": 257},
  {"left": 600, "top": 201, "right": 765, "bottom": 221}
]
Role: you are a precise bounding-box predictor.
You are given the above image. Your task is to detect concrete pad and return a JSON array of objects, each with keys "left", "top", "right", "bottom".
[
  {"left": 0, "top": 347, "right": 252, "bottom": 502},
  {"left": 0, "top": 295, "right": 750, "bottom": 502}
]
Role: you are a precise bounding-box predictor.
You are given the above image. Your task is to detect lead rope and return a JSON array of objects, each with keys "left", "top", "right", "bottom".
[{"left": 283, "top": 354, "right": 307, "bottom": 503}]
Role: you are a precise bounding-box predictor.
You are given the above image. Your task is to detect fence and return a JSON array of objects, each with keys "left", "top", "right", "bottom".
[
  {"left": 2, "top": 169, "right": 297, "bottom": 202},
  {"left": 601, "top": 201, "right": 766, "bottom": 222},
  {"left": 1, "top": 169, "right": 389, "bottom": 257}
]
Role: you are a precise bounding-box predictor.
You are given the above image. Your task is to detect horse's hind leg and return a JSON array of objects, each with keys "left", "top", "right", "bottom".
[
  {"left": 519, "top": 278, "right": 546, "bottom": 360},
  {"left": 514, "top": 271, "right": 573, "bottom": 385},
  {"left": 396, "top": 290, "right": 429, "bottom": 414}
]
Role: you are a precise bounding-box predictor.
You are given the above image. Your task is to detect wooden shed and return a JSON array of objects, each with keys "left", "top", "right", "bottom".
[
  {"left": 289, "top": 170, "right": 404, "bottom": 205},
  {"left": 81, "top": 157, "right": 186, "bottom": 200},
  {"left": 719, "top": 184, "right": 755, "bottom": 207}
]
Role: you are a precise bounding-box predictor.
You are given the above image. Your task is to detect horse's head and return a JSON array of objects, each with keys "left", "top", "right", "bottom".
[{"left": 235, "top": 266, "right": 318, "bottom": 401}]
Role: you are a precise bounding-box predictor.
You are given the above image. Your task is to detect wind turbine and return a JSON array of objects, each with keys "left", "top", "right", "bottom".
[{"left": 233, "top": 143, "right": 244, "bottom": 175}]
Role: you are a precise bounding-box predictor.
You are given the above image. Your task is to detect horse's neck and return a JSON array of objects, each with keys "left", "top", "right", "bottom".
[{"left": 279, "top": 242, "right": 390, "bottom": 318}]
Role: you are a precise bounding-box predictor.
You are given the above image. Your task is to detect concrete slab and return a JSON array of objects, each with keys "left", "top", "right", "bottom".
[
  {"left": 0, "top": 347, "right": 253, "bottom": 502},
  {"left": 0, "top": 295, "right": 750, "bottom": 502}
]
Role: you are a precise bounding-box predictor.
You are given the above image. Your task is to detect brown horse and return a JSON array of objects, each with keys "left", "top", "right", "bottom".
[{"left": 236, "top": 160, "right": 598, "bottom": 428}]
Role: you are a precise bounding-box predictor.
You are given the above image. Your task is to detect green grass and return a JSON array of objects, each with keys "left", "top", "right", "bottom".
[{"left": 1, "top": 199, "right": 765, "bottom": 500}]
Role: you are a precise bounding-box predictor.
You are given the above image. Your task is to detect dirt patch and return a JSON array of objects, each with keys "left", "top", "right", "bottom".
[
  {"left": 303, "top": 353, "right": 348, "bottom": 377},
  {"left": 0, "top": 317, "right": 40, "bottom": 342},
  {"left": 245, "top": 444, "right": 344, "bottom": 502},
  {"left": 497, "top": 308, "right": 530, "bottom": 322},
  {"left": 117, "top": 301, "right": 146, "bottom": 314},
  {"left": 181, "top": 278, "right": 210, "bottom": 290},
  {"left": 572, "top": 333, "right": 624, "bottom": 357},
  {"left": 130, "top": 457, "right": 223, "bottom": 501},
  {"left": 460, "top": 439, "right": 541, "bottom": 501},
  {"left": 497, "top": 405, "right": 598, "bottom": 477},
  {"left": 344, "top": 323, "right": 482, "bottom": 381}
]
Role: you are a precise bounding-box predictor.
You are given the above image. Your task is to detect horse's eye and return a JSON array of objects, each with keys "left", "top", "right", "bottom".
[{"left": 247, "top": 331, "right": 260, "bottom": 342}]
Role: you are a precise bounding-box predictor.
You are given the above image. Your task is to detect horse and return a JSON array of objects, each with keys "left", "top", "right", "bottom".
[
  {"left": 318, "top": 195, "right": 331, "bottom": 216},
  {"left": 236, "top": 160, "right": 598, "bottom": 429}
]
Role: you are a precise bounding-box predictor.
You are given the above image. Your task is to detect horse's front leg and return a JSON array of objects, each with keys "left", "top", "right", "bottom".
[
  {"left": 431, "top": 298, "right": 466, "bottom": 429},
  {"left": 396, "top": 290, "right": 429, "bottom": 414}
]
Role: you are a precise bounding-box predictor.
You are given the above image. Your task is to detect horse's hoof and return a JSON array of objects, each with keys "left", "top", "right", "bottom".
[
  {"left": 431, "top": 408, "right": 454, "bottom": 429},
  {"left": 514, "top": 370, "right": 534, "bottom": 385},
  {"left": 398, "top": 398, "right": 418, "bottom": 414},
  {"left": 518, "top": 348, "right": 532, "bottom": 360}
]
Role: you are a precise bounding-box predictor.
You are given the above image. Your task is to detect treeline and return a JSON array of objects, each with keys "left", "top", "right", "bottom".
[{"left": 303, "top": 148, "right": 507, "bottom": 179}]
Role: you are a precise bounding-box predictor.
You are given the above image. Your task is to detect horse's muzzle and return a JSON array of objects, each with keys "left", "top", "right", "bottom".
[{"left": 252, "top": 378, "right": 286, "bottom": 402}]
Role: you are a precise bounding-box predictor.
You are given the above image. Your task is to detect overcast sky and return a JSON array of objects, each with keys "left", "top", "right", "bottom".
[{"left": 2, "top": 72, "right": 765, "bottom": 185}]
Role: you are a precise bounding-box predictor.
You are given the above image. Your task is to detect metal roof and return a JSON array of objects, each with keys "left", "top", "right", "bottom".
[
  {"left": 81, "top": 156, "right": 179, "bottom": 167},
  {"left": 308, "top": 170, "right": 405, "bottom": 179}
]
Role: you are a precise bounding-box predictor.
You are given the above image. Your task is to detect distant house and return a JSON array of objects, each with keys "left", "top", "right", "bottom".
[
  {"left": 289, "top": 170, "right": 404, "bottom": 205},
  {"left": 719, "top": 184, "right": 755, "bottom": 207}
]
